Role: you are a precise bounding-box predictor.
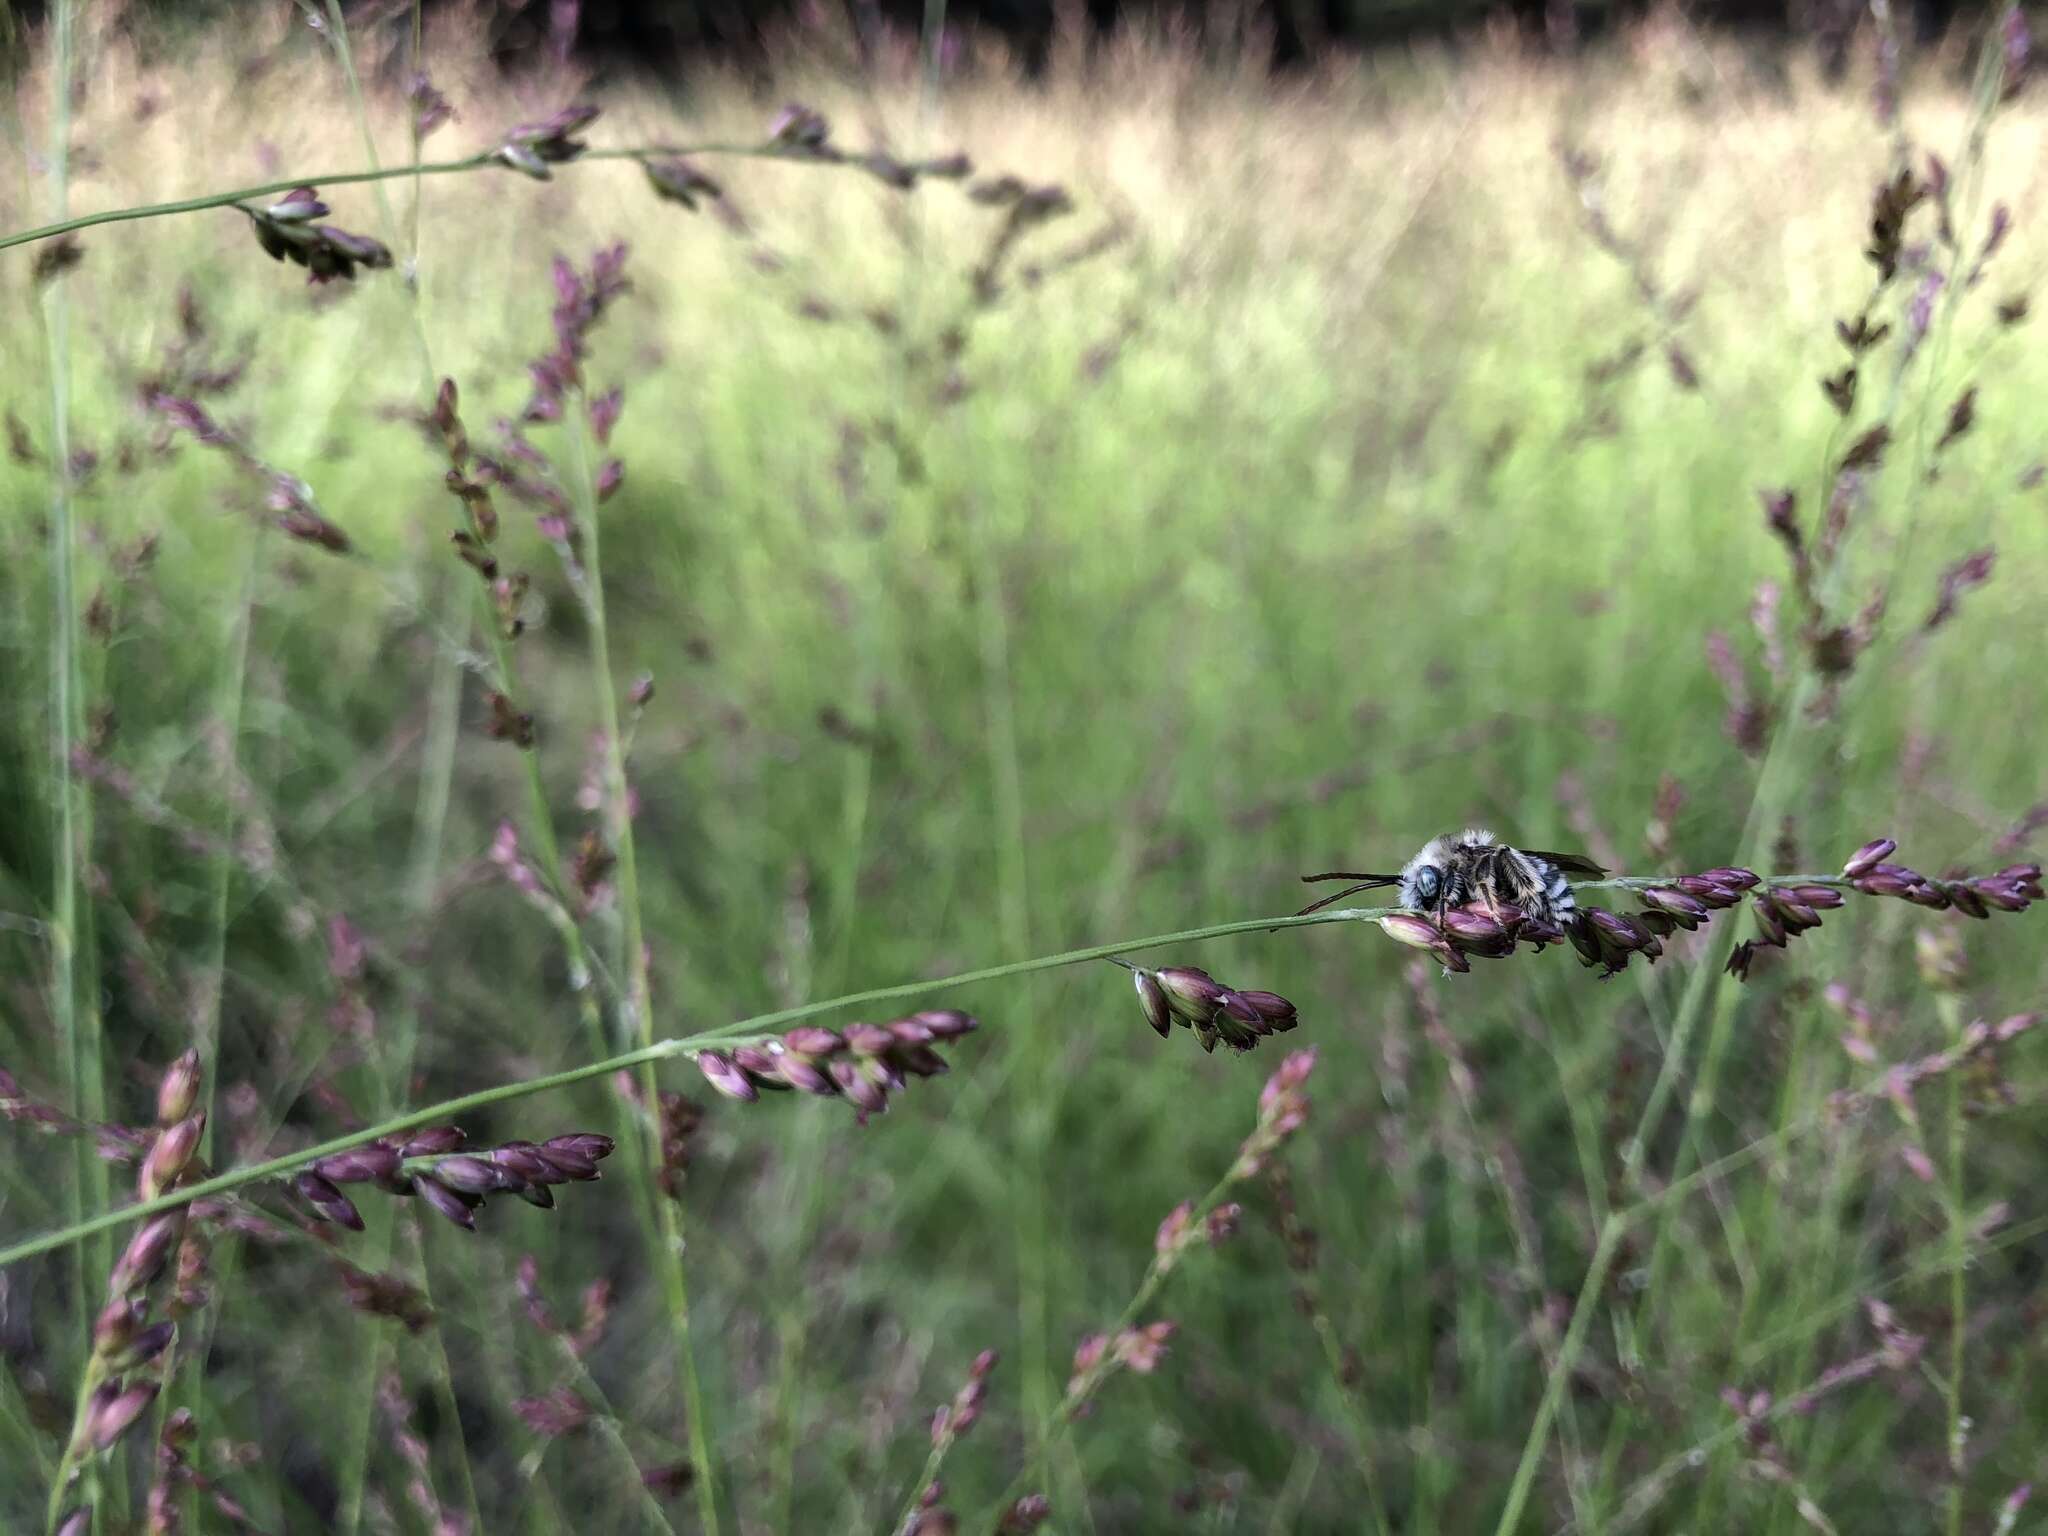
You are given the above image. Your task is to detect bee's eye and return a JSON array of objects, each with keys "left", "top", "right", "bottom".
[{"left": 1413, "top": 866, "right": 1441, "bottom": 904}]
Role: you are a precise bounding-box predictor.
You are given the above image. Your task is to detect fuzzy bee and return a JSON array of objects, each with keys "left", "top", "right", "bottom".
[{"left": 1298, "top": 828, "right": 1607, "bottom": 928}]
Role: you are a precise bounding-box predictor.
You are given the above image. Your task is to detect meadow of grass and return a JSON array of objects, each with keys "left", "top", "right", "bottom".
[{"left": 3, "top": 4, "right": 2047, "bottom": 1532}]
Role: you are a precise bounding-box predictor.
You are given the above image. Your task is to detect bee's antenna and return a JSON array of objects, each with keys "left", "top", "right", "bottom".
[
  {"left": 1299, "top": 871, "right": 1399, "bottom": 885},
  {"left": 1294, "top": 880, "right": 1391, "bottom": 916}
]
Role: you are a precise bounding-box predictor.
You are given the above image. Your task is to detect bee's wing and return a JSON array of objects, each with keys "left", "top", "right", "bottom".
[{"left": 1522, "top": 850, "right": 1607, "bottom": 879}]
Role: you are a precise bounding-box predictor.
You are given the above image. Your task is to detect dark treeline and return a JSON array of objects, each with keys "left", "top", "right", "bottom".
[{"left": 7, "top": 0, "right": 1984, "bottom": 72}]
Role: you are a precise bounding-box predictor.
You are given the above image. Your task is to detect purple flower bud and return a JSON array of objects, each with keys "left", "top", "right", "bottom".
[
  {"left": 1698, "top": 867, "right": 1761, "bottom": 891},
  {"left": 491, "top": 1143, "right": 560, "bottom": 1184},
  {"left": 109, "top": 1214, "right": 183, "bottom": 1296},
  {"left": 528, "top": 1139, "right": 601, "bottom": 1180},
  {"left": 596, "top": 458, "right": 624, "bottom": 502},
  {"left": 1218, "top": 990, "right": 1265, "bottom": 1028},
  {"left": 1753, "top": 900, "right": 1788, "bottom": 948},
  {"left": 155, "top": 1049, "right": 202, "bottom": 1127},
  {"left": 1844, "top": 838, "right": 1897, "bottom": 876},
  {"left": 1786, "top": 884, "right": 1846, "bottom": 910},
  {"left": 1439, "top": 908, "right": 1516, "bottom": 957},
  {"left": 265, "top": 187, "right": 329, "bottom": 223},
  {"left": 433, "top": 1155, "right": 505, "bottom": 1195},
  {"left": 782, "top": 1026, "right": 845, "bottom": 1058},
  {"left": 401, "top": 1126, "right": 466, "bottom": 1156},
  {"left": 1972, "top": 877, "right": 2032, "bottom": 912},
  {"left": 93, "top": 1298, "right": 141, "bottom": 1356},
  {"left": 829, "top": 1057, "right": 889, "bottom": 1115},
  {"left": 588, "top": 387, "right": 623, "bottom": 445},
  {"left": 779, "top": 1055, "right": 838, "bottom": 1095},
  {"left": 892, "top": 1044, "right": 950, "bottom": 1078},
  {"left": 1674, "top": 875, "right": 1745, "bottom": 909},
  {"left": 295, "top": 1171, "right": 365, "bottom": 1230},
  {"left": 87, "top": 1381, "right": 160, "bottom": 1450},
  {"left": 140, "top": 1113, "right": 206, "bottom": 1199},
  {"left": 1134, "top": 970, "right": 1172, "bottom": 1037},
  {"left": 730, "top": 1045, "right": 790, "bottom": 1088},
  {"left": 54, "top": 1511, "right": 90, "bottom": 1536},
  {"left": 844, "top": 1023, "right": 898, "bottom": 1057},
  {"left": 1235, "top": 990, "right": 1298, "bottom": 1031},
  {"left": 1946, "top": 884, "right": 1991, "bottom": 919},
  {"left": 1640, "top": 886, "right": 1711, "bottom": 920},
  {"left": 417, "top": 1177, "right": 479, "bottom": 1230},
  {"left": 114, "top": 1320, "right": 176, "bottom": 1371},
  {"left": 316, "top": 1144, "right": 404, "bottom": 1184},
  {"left": 1902, "top": 881, "right": 1954, "bottom": 910},
  {"left": 1378, "top": 913, "right": 1444, "bottom": 951},
  {"left": 696, "top": 1050, "right": 760, "bottom": 1103},
  {"left": 1154, "top": 967, "right": 1228, "bottom": 1023},
  {"left": 906, "top": 1008, "right": 976, "bottom": 1039},
  {"left": 1586, "top": 908, "right": 1651, "bottom": 954}
]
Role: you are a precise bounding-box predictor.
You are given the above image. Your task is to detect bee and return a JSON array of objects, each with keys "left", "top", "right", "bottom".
[{"left": 1298, "top": 828, "right": 1607, "bottom": 928}]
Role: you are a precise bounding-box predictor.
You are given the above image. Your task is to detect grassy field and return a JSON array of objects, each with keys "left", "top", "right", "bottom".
[{"left": 4, "top": 6, "right": 2048, "bottom": 1532}]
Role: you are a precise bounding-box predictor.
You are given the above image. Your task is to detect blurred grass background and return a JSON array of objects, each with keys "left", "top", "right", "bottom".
[{"left": 4, "top": 4, "right": 2048, "bottom": 1531}]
